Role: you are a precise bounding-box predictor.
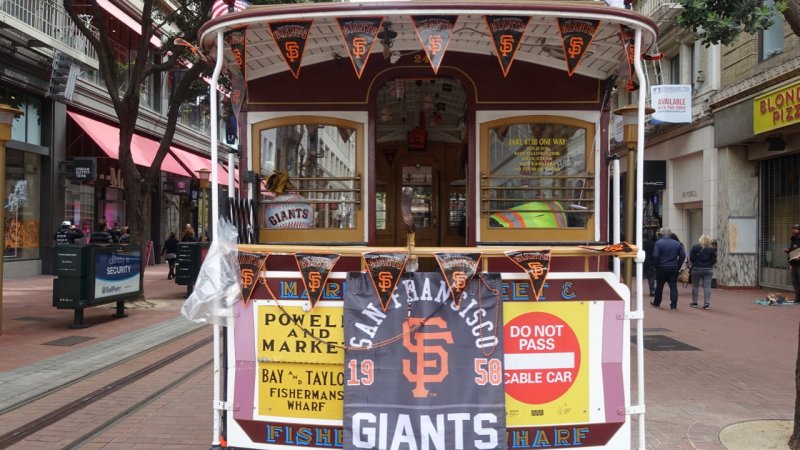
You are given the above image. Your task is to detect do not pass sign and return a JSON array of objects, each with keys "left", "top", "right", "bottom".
[{"left": 504, "top": 312, "right": 581, "bottom": 404}]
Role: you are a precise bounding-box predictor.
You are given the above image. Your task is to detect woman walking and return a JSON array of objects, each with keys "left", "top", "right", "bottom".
[{"left": 689, "top": 234, "right": 717, "bottom": 310}]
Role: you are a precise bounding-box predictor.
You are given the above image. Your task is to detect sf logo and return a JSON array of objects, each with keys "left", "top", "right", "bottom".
[
  {"left": 307, "top": 271, "right": 322, "bottom": 290},
  {"left": 568, "top": 36, "right": 584, "bottom": 59},
  {"left": 427, "top": 35, "right": 443, "bottom": 55},
  {"left": 527, "top": 261, "right": 546, "bottom": 279},
  {"left": 351, "top": 37, "right": 367, "bottom": 58},
  {"left": 499, "top": 34, "right": 514, "bottom": 57},
  {"left": 241, "top": 268, "right": 254, "bottom": 288},
  {"left": 377, "top": 271, "right": 394, "bottom": 293},
  {"left": 402, "top": 317, "right": 453, "bottom": 397},
  {"left": 284, "top": 41, "right": 300, "bottom": 62},
  {"left": 452, "top": 271, "right": 467, "bottom": 290}
]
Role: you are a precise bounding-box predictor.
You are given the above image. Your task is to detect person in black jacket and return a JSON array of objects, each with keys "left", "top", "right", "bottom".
[
  {"left": 53, "top": 220, "right": 84, "bottom": 245},
  {"left": 643, "top": 232, "right": 656, "bottom": 296},
  {"left": 651, "top": 227, "right": 686, "bottom": 311},
  {"left": 89, "top": 223, "right": 113, "bottom": 244},
  {"left": 161, "top": 231, "right": 179, "bottom": 279},
  {"left": 784, "top": 224, "right": 800, "bottom": 302},
  {"left": 689, "top": 234, "right": 717, "bottom": 310}
]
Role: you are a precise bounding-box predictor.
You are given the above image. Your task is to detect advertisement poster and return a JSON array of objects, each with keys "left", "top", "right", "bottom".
[
  {"left": 651, "top": 85, "right": 692, "bottom": 124},
  {"left": 344, "top": 272, "right": 506, "bottom": 449},
  {"left": 94, "top": 250, "right": 141, "bottom": 299}
]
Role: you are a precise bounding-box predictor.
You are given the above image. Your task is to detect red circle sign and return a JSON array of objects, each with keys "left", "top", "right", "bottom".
[{"left": 504, "top": 312, "right": 580, "bottom": 404}]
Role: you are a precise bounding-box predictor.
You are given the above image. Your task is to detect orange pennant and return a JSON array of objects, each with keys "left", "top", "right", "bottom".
[
  {"left": 505, "top": 250, "right": 551, "bottom": 301},
  {"left": 557, "top": 18, "right": 600, "bottom": 77},
  {"left": 337, "top": 17, "right": 383, "bottom": 79},
  {"left": 411, "top": 15, "right": 457, "bottom": 74},
  {"left": 485, "top": 16, "right": 529, "bottom": 77},
  {"left": 294, "top": 252, "right": 339, "bottom": 309},
  {"left": 363, "top": 252, "right": 409, "bottom": 311},
  {"left": 239, "top": 251, "right": 269, "bottom": 305},
  {"left": 269, "top": 20, "right": 313, "bottom": 79},
  {"left": 433, "top": 252, "right": 482, "bottom": 307}
]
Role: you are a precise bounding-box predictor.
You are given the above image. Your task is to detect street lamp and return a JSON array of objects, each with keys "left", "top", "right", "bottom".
[
  {"left": 197, "top": 167, "right": 211, "bottom": 241},
  {"left": 0, "top": 104, "right": 23, "bottom": 335},
  {"left": 614, "top": 104, "right": 654, "bottom": 286}
]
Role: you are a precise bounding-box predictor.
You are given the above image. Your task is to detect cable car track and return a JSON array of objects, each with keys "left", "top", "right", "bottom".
[{"left": 0, "top": 332, "right": 213, "bottom": 448}]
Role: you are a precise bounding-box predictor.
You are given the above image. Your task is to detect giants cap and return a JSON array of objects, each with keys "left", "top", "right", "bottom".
[{"left": 62, "top": 220, "right": 72, "bottom": 226}]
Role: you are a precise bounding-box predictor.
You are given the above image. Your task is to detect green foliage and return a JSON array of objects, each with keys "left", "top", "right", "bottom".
[{"left": 677, "top": 0, "right": 788, "bottom": 47}]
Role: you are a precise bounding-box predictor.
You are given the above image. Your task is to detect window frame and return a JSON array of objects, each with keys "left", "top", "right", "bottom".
[
  {"left": 479, "top": 115, "right": 595, "bottom": 243},
  {"left": 252, "top": 116, "right": 364, "bottom": 244}
]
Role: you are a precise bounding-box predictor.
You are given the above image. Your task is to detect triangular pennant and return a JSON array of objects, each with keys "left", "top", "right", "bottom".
[
  {"left": 294, "top": 252, "right": 340, "bottom": 309},
  {"left": 224, "top": 27, "right": 248, "bottom": 118},
  {"left": 433, "top": 252, "right": 482, "bottom": 307},
  {"left": 363, "top": 252, "right": 409, "bottom": 311},
  {"left": 505, "top": 250, "right": 551, "bottom": 301},
  {"left": 337, "top": 17, "right": 383, "bottom": 79},
  {"left": 239, "top": 251, "right": 269, "bottom": 305},
  {"left": 619, "top": 25, "right": 639, "bottom": 91},
  {"left": 484, "top": 16, "right": 529, "bottom": 77},
  {"left": 269, "top": 20, "right": 313, "bottom": 79},
  {"left": 578, "top": 241, "right": 636, "bottom": 253},
  {"left": 411, "top": 15, "right": 458, "bottom": 74},
  {"left": 557, "top": 18, "right": 600, "bottom": 77}
]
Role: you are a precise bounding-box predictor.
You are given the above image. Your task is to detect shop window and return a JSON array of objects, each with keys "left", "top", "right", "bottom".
[
  {"left": 376, "top": 191, "right": 387, "bottom": 231},
  {"left": 65, "top": 181, "right": 95, "bottom": 239},
  {"left": 253, "top": 117, "right": 363, "bottom": 243},
  {"left": 4, "top": 150, "right": 41, "bottom": 259},
  {"left": 480, "top": 116, "right": 595, "bottom": 242},
  {"left": 0, "top": 88, "right": 42, "bottom": 146}
]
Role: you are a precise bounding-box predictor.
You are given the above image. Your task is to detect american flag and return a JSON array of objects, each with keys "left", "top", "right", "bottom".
[{"left": 211, "top": 0, "right": 251, "bottom": 19}]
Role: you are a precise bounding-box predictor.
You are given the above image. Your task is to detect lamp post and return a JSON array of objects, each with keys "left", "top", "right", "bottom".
[
  {"left": 0, "top": 104, "right": 23, "bottom": 336},
  {"left": 614, "top": 104, "right": 653, "bottom": 286},
  {"left": 197, "top": 168, "right": 211, "bottom": 241}
]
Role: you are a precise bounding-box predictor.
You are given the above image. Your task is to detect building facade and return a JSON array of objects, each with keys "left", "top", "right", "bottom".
[{"left": 0, "top": 0, "right": 232, "bottom": 276}]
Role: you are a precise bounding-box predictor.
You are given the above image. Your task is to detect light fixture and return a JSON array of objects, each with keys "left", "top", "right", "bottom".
[
  {"left": 377, "top": 21, "right": 397, "bottom": 60},
  {"left": 766, "top": 135, "right": 786, "bottom": 151},
  {"left": 196, "top": 167, "right": 211, "bottom": 189},
  {"left": 613, "top": 104, "right": 654, "bottom": 149}
]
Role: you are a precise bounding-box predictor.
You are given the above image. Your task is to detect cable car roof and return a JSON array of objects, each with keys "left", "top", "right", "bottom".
[{"left": 198, "top": 1, "right": 658, "bottom": 81}]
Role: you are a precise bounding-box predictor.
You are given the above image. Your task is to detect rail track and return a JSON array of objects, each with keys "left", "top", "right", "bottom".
[{"left": 0, "top": 328, "right": 214, "bottom": 449}]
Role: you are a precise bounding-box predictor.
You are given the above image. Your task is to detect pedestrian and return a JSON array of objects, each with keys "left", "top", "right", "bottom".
[
  {"left": 181, "top": 223, "right": 197, "bottom": 242},
  {"left": 650, "top": 227, "right": 686, "bottom": 311},
  {"left": 89, "top": 222, "right": 113, "bottom": 244},
  {"left": 161, "top": 231, "right": 179, "bottom": 280},
  {"left": 643, "top": 232, "right": 656, "bottom": 296},
  {"left": 118, "top": 226, "right": 131, "bottom": 244},
  {"left": 53, "top": 220, "right": 84, "bottom": 245},
  {"left": 784, "top": 224, "right": 800, "bottom": 302},
  {"left": 689, "top": 233, "right": 717, "bottom": 310}
]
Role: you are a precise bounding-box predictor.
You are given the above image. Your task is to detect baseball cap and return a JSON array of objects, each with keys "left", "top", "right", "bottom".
[
  {"left": 62, "top": 220, "right": 72, "bottom": 226},
  {"left": 793, "top": 224, "right": 800, "bottom": 230}
]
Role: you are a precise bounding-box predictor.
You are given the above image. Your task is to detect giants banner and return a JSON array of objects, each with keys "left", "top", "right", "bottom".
[
  {"left": 556, "top": 18, "right": 599, "bottom": 77},
  {"left": 337, "top": 17, "right": 383, "bottom": 79},
  {"left": 363, "top": 251, "right": 408, "bottom": 311},
  {"left": 239, "top": 251, "right": 268, "bottom": 305},
  {"left": 485, "top": 16, "right": 529, "bottom": 77},
  {"left": 270, "top": 20, "right": 313, "bottom": 79},
  {"left": 295, "top": 253, "right": 340, "bottom": 309},
  {"left": 225, "top": 27, "right": 247, "bottom": 118},
  {"left": 411, "top": 15, "right": 458, "bottom": 74},
  {"left": 619, "top": 25, "right": 638, "bottom": 91},
  {"left": 433, "top": 252, "right": 482, "bottom": 307},
  {"left": 344, "top": 272, "right": 506, "bottom": 449},
  {"left": 505, "top": 250, "right": 551, "bottom": 301}
]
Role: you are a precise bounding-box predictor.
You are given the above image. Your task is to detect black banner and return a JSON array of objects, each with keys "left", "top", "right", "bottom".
[
  {"left": 557, "top": 18, "right": 599, "bottom": 77},
  {"left": 225, "top": 27, "right": 247, "bottom": 118},
  {"left": 411, "top": 15, "right": 458, "bottom": 74},
  {"left": 337, "top": 17, "right": 383, "bottom": 79},
  {"left": 294, "top": 252, "right": 339, "bottom": 309},
  {"left": 619, "top": 25, "right": 638, "bottom": 91},
  {"left": 485, "top": 16, "right": 529, "bottom": 77},
  {"left": 505, "top": 250, "right": 551, "bottom": 301},
  {"left": 363, "top": 251, "right": 408, "bottom": 311},
  {"left": 344, "top": 272, "right": 505, "bottom": 449},
  {"left": 270, "top": 20, "right": 313, "bottom": 79},
  {"left": 239, "top": 252, "right": 269, "bottom": 305},
  {"left": 433, "top": 252, "right": 482, "bottom": 307}
]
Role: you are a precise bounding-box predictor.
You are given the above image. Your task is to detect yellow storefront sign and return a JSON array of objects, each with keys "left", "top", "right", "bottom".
[
  {"left": 257, "top": 305, "right": 344, "bottom": 420},
  {"left": 753, "top": 80, "right": 800, "bottom": 134}
]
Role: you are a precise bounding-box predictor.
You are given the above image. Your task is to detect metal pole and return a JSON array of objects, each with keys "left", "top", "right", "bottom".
[
  {"left": 624, "top": 147, "right": 635, "bottom": 285},
  {"left": 612, "top": 158, "right": 621, "bottom": 278}
]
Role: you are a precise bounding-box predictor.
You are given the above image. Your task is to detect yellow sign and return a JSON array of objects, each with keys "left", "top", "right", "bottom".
[
  {"left": 753, "top": 81, "right": 800, "bottom": 134},
  {"left": 258, "top": 361, "right": 344, "bottom": 420},
  {"left": 257, "top": 305, "right": 344, "bottom": 364},
  {"left": 503, "top": 301, "right": 590, "bottom": 426},
  {"left": 256, "top": 305, "right": 344, "bottom": 420}
]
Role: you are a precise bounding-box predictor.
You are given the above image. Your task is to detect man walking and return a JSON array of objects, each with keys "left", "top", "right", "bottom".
[
  {"left": 784, "top": 224, "right": 800, "bottom": 302},
  {"left": 651, "top": 227, "right": 686, "bottom": 311}
]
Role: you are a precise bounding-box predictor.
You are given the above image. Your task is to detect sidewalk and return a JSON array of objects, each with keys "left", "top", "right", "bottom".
[{"left": 0, "top": 266, "right": 797, "bottom": 448}]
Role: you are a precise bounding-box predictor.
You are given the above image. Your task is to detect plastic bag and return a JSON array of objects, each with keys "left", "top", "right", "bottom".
[{"left": 181, "top": 219, "right": 240, "bottom": 326}]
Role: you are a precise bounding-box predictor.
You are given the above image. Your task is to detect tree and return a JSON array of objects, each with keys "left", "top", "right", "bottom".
[
  {"left": 63, "top": 0, "right": 216, "bottom": 270},
  {"left": 677, "top": 0, "right": 792, "bottom": 46}
]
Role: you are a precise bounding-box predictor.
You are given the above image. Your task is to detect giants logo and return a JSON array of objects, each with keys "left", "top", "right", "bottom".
[
  {"left": 284, "top": 41, "right": 300, "bottom": 62},
  {"left": 427, "top": 35, "right": 443, "bottom": 55},
  {"left": 567, "top": 36, "right": 584, "bottom": 59},
  {"left": 242, "top": 268, "right": 255, "bottom": 289},
  {"left": 377, "top": 271, "right": 394, "bottom": 293},
  {"left": 308, "top": 271, "right": 322, "bottom": 290},
  {"left": 527, "top": 261, "right": 546, "bottom": 279},
  {"left": 402, "top": 317, "right": 453, "bottom": 397},
  {"left": 499, "top": 34, "right": 514, "bottom": 57},
  {"left": 351, "top": 37, "right": 367, "bottom": 58},
  {"left": 452, "top": 271, "right": 467, "bottom": 290}
]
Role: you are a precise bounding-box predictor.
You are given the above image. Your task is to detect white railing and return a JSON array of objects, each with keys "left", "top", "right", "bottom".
[
  {"left": 635, "top": 0, "right": 683, "bottom": 22},
  {"left": 0, "top": 0, "right": 98, "bottom": 66}
]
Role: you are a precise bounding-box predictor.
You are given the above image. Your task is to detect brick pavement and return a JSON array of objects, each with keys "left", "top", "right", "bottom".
[{"left": 1, "top": 265, "right": 798, "bottom": 449}]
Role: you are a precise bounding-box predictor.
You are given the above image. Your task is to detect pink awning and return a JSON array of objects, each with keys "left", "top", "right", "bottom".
[
  {"left": 169, "top": 146, "right": 229, "bottom": 186},
  {"left": 97, "top": 0, "right": 162, "bottom": 48},
  {"left": 68, "top": 111, "right": 191, "bottom": 177}
]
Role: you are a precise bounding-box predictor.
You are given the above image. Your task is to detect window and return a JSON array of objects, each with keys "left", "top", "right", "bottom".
[
  {"left": 0, "top": 88, "right": 42, "bottom": 145},
  {"left": 253, "top": 117, "right": 363, "bottom": 243},
  {"left": 5, "top": 150, "right": 41, "bottom": 260},
  {"left": 480, "top": 116, "right": 595, "bottom": 242},
  {"left": 669, "top": 55, "right": 680, "bottom": 84},
  {"left": 761, "top": 0, "right": 784, "bottom": 61}
]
